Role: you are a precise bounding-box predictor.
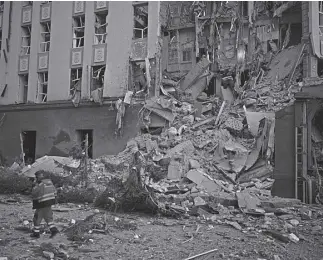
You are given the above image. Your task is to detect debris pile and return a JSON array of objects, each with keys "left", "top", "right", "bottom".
[
  {"left": 64, "top": 212, "right": 138, "bottom": 242},
  {"left": 4, "top": 1, "right": 314, "bottom": 219},
  {"left": 87, "top": 40, "right": 308, "bottom": 216}
]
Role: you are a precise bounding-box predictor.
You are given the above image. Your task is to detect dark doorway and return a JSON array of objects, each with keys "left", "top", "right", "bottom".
[
  {"left": 22, "top": 131, "right": 36, "bottom": 165},
  {"left": 76, "top": 129, "right": 93, "bottom": 159}
]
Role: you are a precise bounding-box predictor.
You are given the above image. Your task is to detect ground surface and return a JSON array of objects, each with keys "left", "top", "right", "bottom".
[{"left": 0, "top": 195, "right": 323, "bottom": 260}]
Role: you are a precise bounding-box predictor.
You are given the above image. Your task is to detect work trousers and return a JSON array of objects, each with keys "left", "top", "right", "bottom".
[{"left": 33, "top": 206, "right": 55, "bottom": 233}]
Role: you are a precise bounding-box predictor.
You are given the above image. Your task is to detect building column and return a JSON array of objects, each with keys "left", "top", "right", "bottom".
[{"left": 302, "top": 1, "right": 318, "bottom": 78}]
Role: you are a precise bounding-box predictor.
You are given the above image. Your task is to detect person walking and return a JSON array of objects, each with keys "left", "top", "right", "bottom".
[{"left": 30, "top": 171, "right": 59, "bottom": 238}]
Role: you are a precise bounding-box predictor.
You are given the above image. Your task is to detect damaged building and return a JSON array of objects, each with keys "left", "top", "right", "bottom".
[
  {"left": 1, "top": 1, "right": 323, "bottom": 205},
  {"left": 140, "top": 1, "right": 323, "bottom": 204},
  {"left": 0, "top": 1, "right": 161, "bottom": 164}
]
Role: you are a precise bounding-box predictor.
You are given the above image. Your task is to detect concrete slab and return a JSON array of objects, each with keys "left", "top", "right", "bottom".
[
  {"left": 186, "top": 169, "right": 220, "bottom": 193},
  {"left": 236, "top": 190, "right": 261, "bottom": 211}
]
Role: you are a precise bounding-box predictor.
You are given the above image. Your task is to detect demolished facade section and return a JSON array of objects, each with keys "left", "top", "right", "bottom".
[{"left": 127, "top": 1, "right": 323, "bottom": 204}]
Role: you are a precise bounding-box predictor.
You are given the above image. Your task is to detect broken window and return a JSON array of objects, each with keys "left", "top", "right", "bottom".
[
  {"left": 37, "top": 72, "right": 48, "bottom": 103},
  {"left": 169, "top": 48, "right": 178, "bottom": 64},
  {"left": 91, "top": 65, "right": 105, "bottom": 90},
  {"left": 181, "top": 41, "right": 193, "bottom": 63},
  {"left": 72, "top": 16, "right": 85, "bottom": 48},
  {"left": 131, "top": 61, "right": 147, "bottom": 93},
  {"left": 182, "top": 49, "right": 192, "bottom": 62},
  {"left": 167, "top": 30, "right": 180, "bottom": 65},
  {"left": 21, "top": 25, "right": 31, "bottom": 55},
  {"left": 241, "top": 1, "right": 248, "bottom": 17},
  {"left": 40, "top": 22, "right": 51, "bottom": 52},
  {"left": 319, "top": 2, "right": 323, "bottom": 34},
  {"left": 19, "top": 74, "right": 29, "bottom": 103},
  {"left": 94, "top": 12, "right": 108, "bottom": 44},
  {"left": 70, "top": 68, "right": 82, "bottom": 96},
  {"left": 133, "top": 2, "right": 148, "bottom": 39},
  {"left": 0, "top": 1, "right": 4, "bottom": 12}
]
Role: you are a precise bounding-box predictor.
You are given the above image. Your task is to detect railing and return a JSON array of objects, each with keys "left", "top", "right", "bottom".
[
  {"left": 21, "top": 46, "right": 30, "bottom": 55},
  {"left": 73, "top": 36, "right": 84, "bottom": 48},
  {"left": 21, "top": 35, "right": 31, "bottom": 54},
  {"left": 94, "top": 33, "right": 107, "bottom": 44},
  {"left": 37, "top": 82, "right": 48, "bottom": 103},
  {"left": 39, "top": 93, "right": 47, "bottom": 103},
  {"left": 133, "top": 27, "right": 148, "bottom": 39},
  {"left": 70, "top": 78, "right": 81, "bottom": 96},
  {"left": 40, "top": 41, "right": 50, "bottom": 52}
]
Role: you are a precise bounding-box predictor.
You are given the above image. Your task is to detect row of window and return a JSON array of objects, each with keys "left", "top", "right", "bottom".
[
  {"left": 0, "top": 1, "right": 148, "bottom": 55},
  {"left": 18, "top": 66, "right": 106, "bottom": 104},
  {"left": 18, "top": 2, "right": 108, "bottom": 103},
  {"left": 7, "top": 2, "right": 149, "bottom": 103}
]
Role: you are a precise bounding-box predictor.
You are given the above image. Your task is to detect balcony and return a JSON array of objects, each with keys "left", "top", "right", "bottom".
[
  {"left": 130, "top": 38, "right": 147, "bottom": 61},
  {"left": 21, "top": 5, "right": 32, "bottom": 25},
  {"left": 40, "top": 2, "right": 51, "bottom": 22},
  {"left": 94, "top": 33, "right": 107, "bottom": 45}
]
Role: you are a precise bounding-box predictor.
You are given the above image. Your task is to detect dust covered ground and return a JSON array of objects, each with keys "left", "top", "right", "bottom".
[{"left": 0, "top": 195, "right": 323, "bottom": 260}]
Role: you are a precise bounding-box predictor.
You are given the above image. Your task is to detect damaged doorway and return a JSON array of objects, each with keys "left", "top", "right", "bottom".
[
  {"left": 76, "top": 129, "right": 93, "bottom": 159},
  {"left": 21, "top": 131, "right": 36, "bottom": 165}
]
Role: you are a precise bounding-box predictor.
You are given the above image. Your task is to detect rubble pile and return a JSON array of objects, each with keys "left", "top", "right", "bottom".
[
  {"left": 5, "top": 43, "right": 307, "bottom": 219},
  {"left": 87, "top": 43, "right": 308, "bottom": 217},
  {"left": 83, "top": 98, "right": 277, "bottom": 217},
  {"left": 64, "top": 212, "right": 138, "bottom": 242},
  {"left": 0, "top": 168, "right": 31, "bottom": 195}
]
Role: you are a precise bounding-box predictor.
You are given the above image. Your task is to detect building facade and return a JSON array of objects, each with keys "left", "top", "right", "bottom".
[
  {"left": 0, "top": 1, "right": 160, "bottom": 104},
  {"left": 0, "top": 1, "right": 160, "bottom": 164}
]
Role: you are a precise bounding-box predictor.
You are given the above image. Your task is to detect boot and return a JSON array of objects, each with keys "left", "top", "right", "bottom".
[
  {"left": 30, "top": 231, "right": 40, "bottom": 239},
  {"left": 49, "top": 227, "right": 59, "bottom": 238}
]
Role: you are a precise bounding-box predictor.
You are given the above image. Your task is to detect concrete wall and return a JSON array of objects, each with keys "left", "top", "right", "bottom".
[
  {"left": 104, "top": 1, "right": 160, "bottom": 97},
  {"left": 147, "top": 1, "right": 159, "bottom": 58},
  {"left": 81, "top": 1, "right": 95, "bottom": 100},
  {"left": 0, "top": 2, "right": 22, "bottom": 105},
  {"left": 0, "top": 1, "right": 11, "bottom": 102},
  {"left": 47, "top": 2, "right": 73, "bottom": 101},
  {"left": 28, "top": 2, "right": 41, "bottom": 102},
  {"left": 0, "top": 102, "right": 141, "bottom": 165},
  {"left": 103, "top": 1, "right": 133, "bottom": 98}
]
